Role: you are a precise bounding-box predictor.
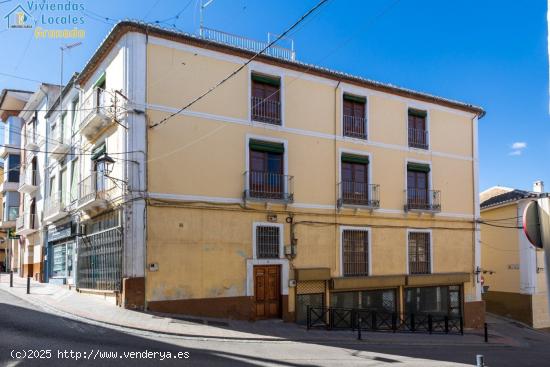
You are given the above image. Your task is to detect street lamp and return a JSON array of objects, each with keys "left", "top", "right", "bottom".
[{"left": 95, "top": 153, "right": 116, "bottom": 175}]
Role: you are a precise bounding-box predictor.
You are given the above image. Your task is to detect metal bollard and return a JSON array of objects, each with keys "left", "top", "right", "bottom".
[
  {"left": 476, "top": 354, "right": 485, "bottom": 367},
  {"left": 357, "top": 317, "right": 362, "bottom": 340},
  {"left": 26, "top": 276, "right": 30, "bottom": 294},
  {"left": 9, "top": 271, "right": 13, "bottom": 287},
  {"left": 484, "top": 322, "right": 488, "bottom": 343}
]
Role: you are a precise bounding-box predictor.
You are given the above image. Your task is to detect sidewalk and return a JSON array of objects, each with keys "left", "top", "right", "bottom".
[{"left": 0, "top": 273, "right": 513, "bottom": 346}]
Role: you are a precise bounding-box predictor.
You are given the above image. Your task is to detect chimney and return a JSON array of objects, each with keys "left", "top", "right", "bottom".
[{"left": 533, "top": 180, "right": 544, "bottom": 193}]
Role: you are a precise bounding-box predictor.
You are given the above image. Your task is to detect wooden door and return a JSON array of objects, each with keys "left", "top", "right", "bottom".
[{"left": 254, "top": 265, "right": 281, "bottom": 319}]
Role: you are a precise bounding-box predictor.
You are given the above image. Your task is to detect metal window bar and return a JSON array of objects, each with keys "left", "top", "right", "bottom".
[
  {"left": 408, "top": 232, "right": 431, "bottom": 275},
  {"left": 343, "top": 115, "right": 367, "bottom": 139},
  {"left": 77, "top": 226, "right": 123, "bottom": 291},
  {"left": 338, "top": 182, "right": 379, "bottom": 208},
  {"left": 251, "top": 96, "right": 281, "bottom": 125},
  {"left": 201, "top": 27, "right": 295, "bottom": 60},
  {"left": 342, "top": 230, "right": 369, "bottom": 277},
  {"left": 408, "top": 127, "right": 429, "bottom": 149},
  {"left": 244, "top": 171, "right": 293, "bottom": 202},
  {"left": 256, "top": 226, "right": 279, "bottom": 259},
  {"left": 406, "top": 188, "right": 441, "bottom": 211}
]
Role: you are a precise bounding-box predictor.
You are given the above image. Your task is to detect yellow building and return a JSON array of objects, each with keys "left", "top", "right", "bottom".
[
  {"left": 74, "top": 21, "right": 485, "bottom": 327},
  {"left": 480, "top": 181, "right": 549, "bottom": 328}
]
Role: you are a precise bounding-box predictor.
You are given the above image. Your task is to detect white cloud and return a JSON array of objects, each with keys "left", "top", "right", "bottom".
[
  {"left": 509, "top": 150, "right": 522, "bottom": 156},
  {"left": 511, "top": 142, "right": 527, "bottom": 150}
]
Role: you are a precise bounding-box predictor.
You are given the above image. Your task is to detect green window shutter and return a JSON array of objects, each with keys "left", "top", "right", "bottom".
[
  {"left": 343, "top": 94, "right": 366, "bottom": 104},
  {"left": 93, "top": 72, "right": 106, "bottom": 88},
  {"left": 249, "top": 139, "right": 284, "bottom": 154},
  {"left": 341, "top": 153, "right": 369, "bottom": 164},
  {"left": 91, "top": 144, "right": 106, "bottom": 160},
  {"left": 408, "top": 108, "right": 427, "bottom": 118},
  {"left": 251, "top": 74, "right": 280, "bottom": 87},
  {"left": 407, "top": 162, "right": 430, "bottom": 173}
]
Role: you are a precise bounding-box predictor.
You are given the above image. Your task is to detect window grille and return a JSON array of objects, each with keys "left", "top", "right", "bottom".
[
  {"left": 342, "top": 229, "right": 369, "bottom": 276},
  {"left": 409, "top": 232, "right": 431, "bottom": 274},
  {"left": 256, "top": 225, "right": 280, "bottom": 259}
]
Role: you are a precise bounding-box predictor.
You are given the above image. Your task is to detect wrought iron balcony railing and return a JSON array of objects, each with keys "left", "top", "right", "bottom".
[
  {"left": 408, "top": 128, "right": 429, "bottom": 149},
  {"left": 243, "top": 171, "right": 293, "bottom": 202},
  {"left": 16, "top": 212, "right": 38, "bottom": 234},
  {"left": 251, "top": 97, "right": 281, "bottom": 125},
  {"left": 44, "top": 191, "right": 68, "bottom": 220},
  {"left": 338, "top": 182, "right": 379, "bottom": 208},
  {"left": 343, "top": 115, "right": 367, "bottom": 139},
  {"left": 18, "top": 168, "right": 38, "bottom": 194},
  {"left": 78, "top": 172, "right": 112, "bottom": 208},
  {"left": 405, "top": 188, "right": 441, "bottom": 212}
]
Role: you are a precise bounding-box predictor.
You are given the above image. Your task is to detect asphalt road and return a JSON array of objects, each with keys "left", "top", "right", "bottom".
[{"left": 1, "top": 288, "right": 550, "bottom": 366}]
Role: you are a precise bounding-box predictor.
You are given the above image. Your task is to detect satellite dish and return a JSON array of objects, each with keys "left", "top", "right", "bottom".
[{"left": 523, "top": 200, "right": 543, "bottom": 248}]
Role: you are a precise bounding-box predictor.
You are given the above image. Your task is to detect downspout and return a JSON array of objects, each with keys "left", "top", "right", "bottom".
[
  {"left": 472, "top": 112, "right": 481, "bottom": 303},
  {"left": 334, "top": 81, "right": 341, "bottom": 284},
  {"left": 143, "top": 25, "right": 150, "bottom": 311}
]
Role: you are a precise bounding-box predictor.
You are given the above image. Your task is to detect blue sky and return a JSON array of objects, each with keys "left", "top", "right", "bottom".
[{"left": 0, "top": 0, "right": 548, "bottom": 192}]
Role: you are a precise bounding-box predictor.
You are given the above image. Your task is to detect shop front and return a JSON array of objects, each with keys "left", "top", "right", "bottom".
[{"left": 47, "top": 221, "right": 77, "bottom": 285}]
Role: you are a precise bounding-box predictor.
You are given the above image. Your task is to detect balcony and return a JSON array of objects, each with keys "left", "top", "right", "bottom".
[
  {"left": 24, "top": 131, "right": 40, "bottom": 150},
  {"left": 18, "top": 168, "right": 38, "bottom": 194},
  {"left": 408, "top": 128, "right": 429, "bottom": 150},
  {"left": 251, "top": 97, "right": 281, "bottom": 125},
  {"left": 79, "top": 87, "right": 113, "bottom": 140},
  {"left": 77, "top": 172, "right": 112, "bottom": 212},
  {"left": 243, "top": 171, "right": 293, "bottom": 203},
  {"left": 337, "top": 182, "right": 380, "bottom": 209},
  {"left": 0, "top": 180, "right": 19, "bottom": 193},
  {"left": 404, "top": 188, "right": 441, "bottom": 213},
  {"left": 409, "top": 261, "right": 431, "bottom": 275},
  {"left": 49, "top": 128, "right": 70, "bottom": 158},
  {"left": 0, "top": 206, "right": 19, "bottom": 228},
  {"left": 44, "top": 191, "right": 68, "bottom": 222},
  {"left": 343, "top": 115, "right": 367, "bottom": 140},
  {"left": 16, "top": 212, "right": 38, "bottom": 236},
  {"left": 0, "top": 144, "right": 20, "bottom": 159}
]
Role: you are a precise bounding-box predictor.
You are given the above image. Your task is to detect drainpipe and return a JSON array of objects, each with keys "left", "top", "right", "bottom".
[
  {"left": 472, "top": 113, "right": 481, "bottom": 303},
  {"left": 333, "top": 80, "right": 341, "bottom": 304}
]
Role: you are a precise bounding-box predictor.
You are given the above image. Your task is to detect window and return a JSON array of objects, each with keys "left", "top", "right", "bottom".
[
  {"left": 408, "top": 231, "right": 431, "bottom": 274},
  {"left": 248, "top": 140, "right": 286, "bottom": 200},
  {"left": 255, "top": 224, "right": 280, "bottom": 259},
  {"left": 343, "top": 94, "right": 367, "bottom": 139},
  {"left": 251, "top": 73, "right": 281, "bottom": 125},
  {"left": 7, "top": 155, "right": 20, "bottom": 182},
  {"left": 341, "top": 154, "right": 370, "bottom": 206},
  {"left": 405, "top": 285, "right": 461, "bottom": 317},
  {"left": 406, "top": 162, "right": 430, "bottom": 210},
  {"left": 331, "top": 289, "right": 396, "bottom": 313},
  {"left": 408, "top": 109, "right": 428, "bottom": 149},
  {"left": 342, "top": 229, "right": 369, "bottom": 277},
  {"left": 70, "top": 158, "right": 79, "bottom": 202},
  {"left": 71, "top": 97, "right": 79, "bottom": 134},
  {"left": 60, "top": 166, "right": 68, "bottom": 206}
]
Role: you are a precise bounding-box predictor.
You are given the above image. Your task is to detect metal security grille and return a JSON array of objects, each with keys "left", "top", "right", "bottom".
[
  {"left": 409, "top": 232, "right": 431, "bottom": 274},
  {"left": 342, "top": 230, "right": 369, "bottom": 276},
  {"left": 256, "top": 225, "right": 280, "bottom": 258},
  {"left": 296, "top": 281, "right": 326, "bottom": 295},
  {"left": 77, "top": 227, "right": 122, "bottom": 291}
]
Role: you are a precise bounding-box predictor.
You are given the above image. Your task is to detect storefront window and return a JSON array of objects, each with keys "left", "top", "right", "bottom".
[
  {"left": 331, "top": 289, "right": 396, "bottom": 312},
  {"left": 404, "top": 285, "right": 461, "bottom": 316},
  {"left": 51, "top": 244, "right": 67, "bottom": 277}
]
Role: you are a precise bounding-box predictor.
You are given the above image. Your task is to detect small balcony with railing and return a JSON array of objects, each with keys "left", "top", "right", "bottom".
[
  {"left": 16, "top": 212, "right": 38, "bottom": 236},
  {"left": 251, "top": 97, "right": 281, "bottom": 125},
  {"left": 24, "top": 129, "right": 41, "bottom": 150},
  {"left": 337, "top": 182, "right": 380, "bottom": 209},
  {"left": 77, "top": 172, "right": 113, "bottom": 212},
  {"left": 44, "top": 191, "right": 68, "bottom": 223},
  {"left": 404, "top": 188, "right": 441, "bottom": 213},
  {"left": 243, "top": 171, "right": 293, "bottom": 203},
  {"left": 80, "top": 87, "right": 113, "bottom": 139},
  {"left": 18, "top": 168, "right": 38, "bottom": 195},
  {"left": 408, "top": 128, "right": 429, "bottom": 150},
  {"left": 343, "top": 115, "right": 367, "bottom": 140},
  {"left": 0, "top": 206, "right": 19, "bottom": 228},
  {"left": 49, "top": 127, "right": 70, "bottom": 158}
]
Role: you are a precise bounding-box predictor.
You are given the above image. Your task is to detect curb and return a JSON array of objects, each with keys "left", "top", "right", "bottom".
[{"left": 0, "top": 284, "right": 508, "bottom": 346}]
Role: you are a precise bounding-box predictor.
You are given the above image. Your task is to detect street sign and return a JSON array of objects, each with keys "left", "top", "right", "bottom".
[{"left": 523, "top": 200, "right": 543, "bottom": 248}]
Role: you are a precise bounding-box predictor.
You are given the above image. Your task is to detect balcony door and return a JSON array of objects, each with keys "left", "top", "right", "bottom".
[
  {"left": 342, "top": 159, "right": 368, "bottom": 204},
  {"left": 251, "top": 74, "right": 281, "bottom": 125},
  {"left": 343, "top": 95, "right": 366, "bottom": 139},
  {"left": 249, "top": 142, "right": 284, "bottom": 199},
  {"left": 407, "top": 167, "right": 428, "bottom": 207}
]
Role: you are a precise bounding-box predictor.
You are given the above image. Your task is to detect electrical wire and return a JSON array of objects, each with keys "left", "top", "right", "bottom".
[
  {"left": 150, "top": 0, "right": 331, "bottom": 128},
  {"left": 478, "top": 222, "right": 522, "bottom": 229}
]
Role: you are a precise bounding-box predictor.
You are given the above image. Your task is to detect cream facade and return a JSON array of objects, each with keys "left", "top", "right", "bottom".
[{"left": 480, "top": 182, "right": 549, "bottom": 328}]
